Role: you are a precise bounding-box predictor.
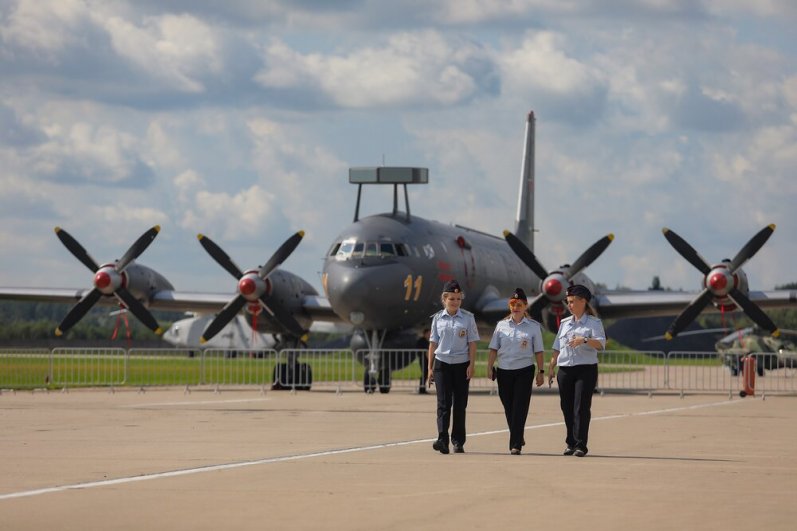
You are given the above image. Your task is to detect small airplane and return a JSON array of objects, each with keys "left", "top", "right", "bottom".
[
  {"left": 715, "top": 326, "right": 797, "bottom": 376},
  {"left": 1, "top": 111, "right": 795, "bottom": 393}
]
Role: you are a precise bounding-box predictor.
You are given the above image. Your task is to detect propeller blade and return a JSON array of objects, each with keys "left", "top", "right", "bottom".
[
  {"left": 259, "top": 294, "right": 306, "bottom": 337},
  {"left": 502, "top": 230, "right": 548, "bottom": 279},
  {"left": 197, "top": 234, "right": 244, "bottom": 279},
  {"left": 54, "top": 227, "right": 99, "bottom": 272},
  {"left": 114, "top": 287, "right": 163, "bottom": 335},
  {"left": 55, "top": 289, "right": 103, "bottom": 336},
  {"left": 728, "top": 288, "right": 780, "bottom": 336},
  {"left": 567, "top": 234, "right": 614, "bottom": 279},
  {"left": 664, "top": 289, "right": 713, "bottom": 340},
  {"left": 527, "top": 293, "right": 550, "bottom": 318},
  {"left": 116, "top": 226, "right": 161, "bottom": 271},
  {"left": 258, "top": 231, "right": 305, "bottom": 279},
  {"left": 729, "top": 224, "right": 776, "bottom": 273},
  {"left": 201, "top": 295, "right": 248, "bottom": 343},
  {"left": 662, "top": 228, "right": 711, "bottom": 275}
]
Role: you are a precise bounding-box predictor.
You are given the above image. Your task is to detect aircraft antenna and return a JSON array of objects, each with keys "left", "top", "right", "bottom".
[{"left": 348, "top": 167, "right": 428, "bottom": 222}]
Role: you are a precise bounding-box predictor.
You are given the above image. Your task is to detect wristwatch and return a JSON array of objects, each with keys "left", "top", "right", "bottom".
[
  {"left": 539, "top": 369, "right": 544, "bottom": 374},
  {"left": 583, "top": 337, "right": 588, "bottom": 344}
]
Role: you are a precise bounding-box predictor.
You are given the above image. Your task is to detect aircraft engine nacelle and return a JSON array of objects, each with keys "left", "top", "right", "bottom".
[
  {"left": 121, "top": 264, "right": 176, "bottom": 303},
  {"left": 705, "top": 261, "right": 749, "bottom": 312},
  {"left": 538, "top": 271, "right": 598, "bottom": 333}
]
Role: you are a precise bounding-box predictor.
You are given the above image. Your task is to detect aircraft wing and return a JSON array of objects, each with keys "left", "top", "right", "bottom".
[
  {"left": 594, "top": 289, "right": 797, "bottom": 320},
  {"left": 0, "top": 287, "right": 344, "bottom": 325}
]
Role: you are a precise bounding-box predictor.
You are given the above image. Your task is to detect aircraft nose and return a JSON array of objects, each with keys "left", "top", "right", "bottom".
[{"left": 324, "top": 260, "right": 413, "bottom": 329}]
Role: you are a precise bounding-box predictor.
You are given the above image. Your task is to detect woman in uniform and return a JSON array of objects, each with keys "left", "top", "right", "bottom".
[
  {"left": 427, "top": 280, "right": 479, "bottom": 454},
  {"left": 548, "top": 284, "right": 606, "bottom": 457},
  {"left": 486, "top": 288, "right": 545, "bottom": 455}
]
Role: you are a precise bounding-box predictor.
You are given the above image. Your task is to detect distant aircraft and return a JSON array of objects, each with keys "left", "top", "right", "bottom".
[
  {"left": 1, "top": 111, "right": 795, "bottom": 393},
  {"left": 162, "top": 313, "right": 277, "bottom": 351},
  {"left": 715, "top": 326, "right": 797, "bottom": 376}
]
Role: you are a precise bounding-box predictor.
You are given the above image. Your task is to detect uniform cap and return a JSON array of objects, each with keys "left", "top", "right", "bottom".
[
  {"left": 443, "top": 280, "right": 462, "bottom": 293},
  {"left": 510, "top": 288, "right": 527, "bottom": 301},
  {"left": 566, "top": 284, "right": 592, "bottom": 302}
]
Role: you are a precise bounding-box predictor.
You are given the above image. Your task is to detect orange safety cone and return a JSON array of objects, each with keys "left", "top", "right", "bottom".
[{"left": 739, "top": 355, "right": 756, "bottom": 398}]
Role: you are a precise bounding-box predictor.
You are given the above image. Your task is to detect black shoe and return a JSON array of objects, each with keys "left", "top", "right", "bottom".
[
  {"left": 418, "top": 387, "right": 428, "bottom": 395},
  {"left": 433, "top": 440, "right": 450, "bottom": 454},
  {"left": 510, "top": 448, "right": 521, "bottom": 455},
  {"left": 573, "top": 448, "right": 587, "bottom": 457},
  {"left": 452, "top": 444, "right": 465, "bottom": 454},
  {"left": 563, "top": 446, "right": 576, "bottom": 456}
]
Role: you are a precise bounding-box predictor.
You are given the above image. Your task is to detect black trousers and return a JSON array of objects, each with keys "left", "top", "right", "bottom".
[
  {"left": 433, "top": 359, "right": 470, "bottom": 446},
  {"left": 497, "top": 365, "right": 535, "bottom": 450},
  {"left": 556, "top": 364, "right": 598, "bottom": 451}
]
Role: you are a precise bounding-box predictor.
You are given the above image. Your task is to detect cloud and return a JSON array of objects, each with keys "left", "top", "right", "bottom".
[
  {"left": 499, "top": 31, "right": 608, "bottom": 124},
  {"left": 100, "top": 13, "right": 223, "bottom": 94},
  {"left": 254, "top": 31, "right": 499, "bottom": 109},
  {"left": 0, "top": 0, "right": 92, "bottom": 60}
]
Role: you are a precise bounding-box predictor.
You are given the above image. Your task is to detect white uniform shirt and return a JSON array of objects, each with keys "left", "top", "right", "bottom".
[
  {"left": 552, "top": 314, "right": 606, "bottom": 366},
  {"left": 488, "top": 316, "right": 544, "bottom": 370},
  {"left": 430, "top": 308, "right": 480, "bottom": 364}
]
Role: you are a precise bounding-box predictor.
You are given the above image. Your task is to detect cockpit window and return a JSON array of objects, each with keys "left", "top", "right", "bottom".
[
  {"left": 333, "top": 239, "right": 409, "bottom": 259},
  {"left": 336, "top": 240, "right": 356, "bottom": 258}
]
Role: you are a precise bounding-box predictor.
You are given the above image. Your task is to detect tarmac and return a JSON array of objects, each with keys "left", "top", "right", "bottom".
[{"left": 1, "top": 387, "right": 796, "bottom": 530}]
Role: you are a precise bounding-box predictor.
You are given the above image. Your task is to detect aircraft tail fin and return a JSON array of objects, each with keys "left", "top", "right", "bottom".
[{"left": 514, "top": 111, "right": 535, "bottom": 253}]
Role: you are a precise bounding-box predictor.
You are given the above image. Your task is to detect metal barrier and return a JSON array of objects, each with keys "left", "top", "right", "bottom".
[
  {"left": 276, "top": 349, "right": 359, "bottom": 391},
  {"left": 0, "top": 348, "right": 51, "bottom": 389},
  {"left": 666, "top": 352, "right": 733, "bottom": 393},
  {"left": 597, "top": 350, "right": 667, "bottom": 392},
  {"left": 1, "top": 347, "right": 795, "bottom": 395},
  {"left": 51, "top": 348, "right": 127, "bottom": 387}
]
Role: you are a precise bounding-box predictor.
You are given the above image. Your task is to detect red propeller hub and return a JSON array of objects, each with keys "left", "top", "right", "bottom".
[
  {"left": 706, "top": 266, "right": 734, "bottom": 296},
  {"left": 544, "top": 277, "right": 563, "bottom": 297},
  {"left": 94, "top": 271, "right": 112, "bottom": 290},
  {"left": 708, "top": 271, "right": 727, "bottom": 291},
  {"left": 239, "top": 277, "right": 258, "bottom": 296}
]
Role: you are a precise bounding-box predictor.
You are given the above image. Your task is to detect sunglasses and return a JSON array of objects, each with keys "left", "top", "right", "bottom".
[{"left": 509, "top": 300, "right": 527, "bottom": 307}]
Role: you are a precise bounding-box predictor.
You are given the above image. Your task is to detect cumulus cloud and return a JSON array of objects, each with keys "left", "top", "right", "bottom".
[
  {"left": 0, "top": 0, "right": 92, "bottom": 60},
  {"left": 255, "top": 31, "right": 498, "bottom": 108},
  {"left": 499, "top": 32, "right": 608, "bottom": 124},
  {"left": 100, "top": 13, "right": 222, "bottom": 93}
]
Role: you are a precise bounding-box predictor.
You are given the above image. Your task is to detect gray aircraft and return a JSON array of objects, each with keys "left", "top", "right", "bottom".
[{"left": 1, "top": 111, "right": 795, "bottom": 393}]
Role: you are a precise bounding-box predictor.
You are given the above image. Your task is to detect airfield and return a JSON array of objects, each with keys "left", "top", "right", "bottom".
[{"left": 1, "top": 388, "right": 796, "bottom": 530}]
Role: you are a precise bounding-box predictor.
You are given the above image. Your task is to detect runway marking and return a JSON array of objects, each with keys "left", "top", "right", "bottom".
[{"left": 0, "top": 398, "right": 743, "bottom": 501}]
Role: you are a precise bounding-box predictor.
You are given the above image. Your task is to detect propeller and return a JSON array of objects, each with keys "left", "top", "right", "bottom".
[
  {"left": 54, "top": 226, "right": 163, "bottom": 337},
  {"left": 198, "top": 231, "right": 306, "bottom": 343},
  {"left": 503, "top": 230, "right": 614, "bottom": 317},
  {"left": 662, "top": 225, "right": 779, "bottom": 339}
]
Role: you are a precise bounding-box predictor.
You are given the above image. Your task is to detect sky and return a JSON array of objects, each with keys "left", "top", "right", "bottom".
[{"left": 1, "top": 0, "right": 795, "bottom": 300}]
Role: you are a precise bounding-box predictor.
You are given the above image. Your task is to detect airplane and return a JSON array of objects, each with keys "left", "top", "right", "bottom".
[{"left": 1, "top": 111, "right": 795, "bottom": 393}]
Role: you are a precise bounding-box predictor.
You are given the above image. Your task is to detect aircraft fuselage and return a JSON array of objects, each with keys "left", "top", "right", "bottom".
[{"left": 322, "top": 212, "right": 540, "bottom": 331}]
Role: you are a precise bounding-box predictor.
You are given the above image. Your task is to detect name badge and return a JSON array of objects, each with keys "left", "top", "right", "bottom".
[
  {"left": 459, "top": 329, "right": 467, "bottom": 338},
  {"left": 521, "top": 339, "right": 528, "bottom": 349}
]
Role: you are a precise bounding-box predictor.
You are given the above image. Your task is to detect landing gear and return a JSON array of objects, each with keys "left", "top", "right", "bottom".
[
  {"left": 271, "top": 347, "right": 312, "bottom": 390},
  {"left": 362, "top": 367, "right": 391, "bottom": 393}
]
